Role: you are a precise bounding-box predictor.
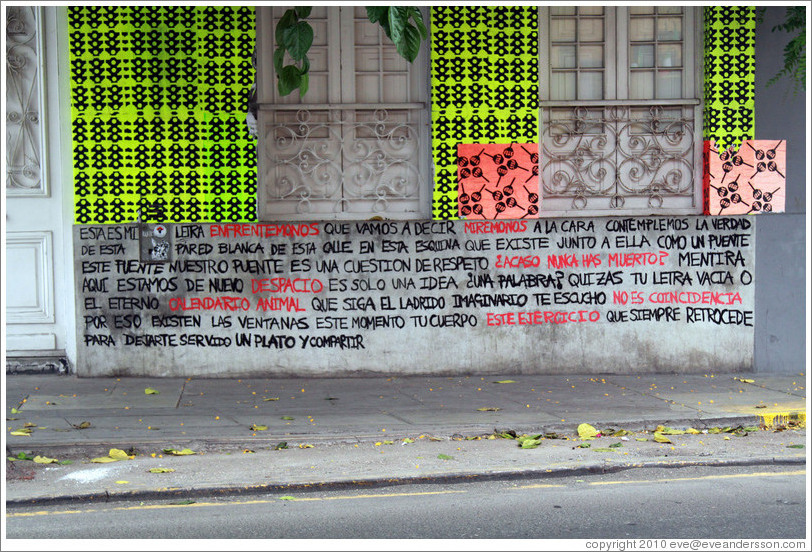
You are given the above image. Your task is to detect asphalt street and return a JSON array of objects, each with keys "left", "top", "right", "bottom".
[{"left": 5, "top": 465, "right": 807, "bottom": 540}]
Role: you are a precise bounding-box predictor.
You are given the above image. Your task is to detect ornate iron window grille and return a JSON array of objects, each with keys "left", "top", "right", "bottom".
[
  {"left": 6, "top": 6, "right": 44, "bottom": 195},
  {"left": 541, "top": 101, "right": 698, "bottom": 211},
  {"left": 258, "top": 104, "right": 427, "bottom": 219}
]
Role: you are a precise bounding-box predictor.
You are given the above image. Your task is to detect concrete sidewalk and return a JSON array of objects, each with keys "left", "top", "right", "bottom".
[{"left": 4, "top": 372, "right": 807, "bottom": 505}]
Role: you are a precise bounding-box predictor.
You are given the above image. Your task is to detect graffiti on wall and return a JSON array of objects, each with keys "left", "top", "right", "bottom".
[{"left": 75, "top": 217, "right": 755, "bottom": 376}]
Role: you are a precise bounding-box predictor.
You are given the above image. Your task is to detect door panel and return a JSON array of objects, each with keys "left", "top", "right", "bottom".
[{"left": 5, "top": 7, "right": 72, "bottom": 370}]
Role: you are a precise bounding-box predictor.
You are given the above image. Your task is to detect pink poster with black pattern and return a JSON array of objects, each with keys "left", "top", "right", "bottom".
[
  {"left": 704, "top": 140, "right": 786, "bottom": 215},
  {"left": 456, "top": 143, "right": 540, "bottom": 220}
]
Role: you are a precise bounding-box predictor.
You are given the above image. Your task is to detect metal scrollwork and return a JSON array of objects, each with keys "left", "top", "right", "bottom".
[
  {"left": 263, "top": 107, "right": 423, "bottom": 215},
  {"left": 542, "top": 104, "right": 695, "bottom": 210},
  {"left": 6, "top": 6, "right": 43, "bottom": 193}
]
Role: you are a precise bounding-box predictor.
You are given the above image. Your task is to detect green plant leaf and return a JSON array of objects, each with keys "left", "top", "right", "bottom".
[
  {"left": 366, "top": 7, "right": 388, "bottom": 24},
  {"left": 368, "top": 7, "right": 391, "bottom": 37},
  {"left": 282, "top": 21, "right": 313, "bottom": 61},
  {"left": 786, "top": 444, "right": 805, "bottom": 449},
  {"left": 59, "top": 460, "right": 73, "bottom": 465},
  {"left": 275, "top": 9, "right": 297, "bottom": 47},
  {"left": 387, "top": 6, "right": 407, "bottom": 46},
  {"left": 145, "top": 388, "right": 159, "bottom": 395},
  {"left": 250, "top": 424, "right": 268, "bottom": 431},
  {"left": 273, "top": 47, "right": 285, "bottom": 73},
  {"left": 299, "top": 67, "right": 309, "bottom": 97},
  {"left": 17, "top": 452, "right": 34, "bottom": 460},
  {"left": 520, "top": 439, "right": 542, "bottom": 449},
  {"left": 11, "top": 408, "right": 19, "bottom": 414},
  {"left": 396, "top": 24, "right": 422, "bottom": 63},
  {"left": 295, "top": 6, "right": 312, "bottom": 19},
  {"left": 277, "top": 65, "right": 301, "bottom": 97},
  {"left": 274, "top": 442, "right": 289, "bottom": 450},
  {"left": 437, "top": 454, "right": 454, "bottom": 460},
  {"left": 409, "top": 7, "right": 428, "bottom": 40},
  {"left": 609, "top": 442, "right": 623, "bottom": 448},
  {"left": 281, "top": 416, "right": 295, "bottom": 421}
]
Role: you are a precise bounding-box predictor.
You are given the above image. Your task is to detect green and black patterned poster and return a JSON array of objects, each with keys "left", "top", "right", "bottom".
[
  {"left": 430, "top": 6, "right": 539, "bottom": 220},
  {"left": 69, "top": 6, "right": 256, "bottom": 224},
  {"left": 703, "top": 6, "right": 755, "bottom": 154}
]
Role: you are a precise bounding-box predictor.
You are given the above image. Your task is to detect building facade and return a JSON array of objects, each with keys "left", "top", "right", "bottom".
[{"left": 3, "top": 6, "right": 807, "bottom": 377}]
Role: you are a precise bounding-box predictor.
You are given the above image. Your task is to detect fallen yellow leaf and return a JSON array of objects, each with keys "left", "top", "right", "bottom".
[
  {"left": 33, "top": 455, "right": 59, "bottom": 464},
  {"left": 145, "top": 388, "right": 160, "bottom": 395},
  {"left": 91, "top": 456, "right": 120, "bottom": 463},
  {"left": 148, "top": 467, "right": 175, "bottom": 473},
  {"left": 109, "top": 448, "right": 131, "bottom": 460},
  {"left": 477, "top": 407, "right": 501, "bottom": 412},
  {"left": 653, "top": 433, "right": 672, "bottom": 443},
  {"left": 577, "top": 423, "right": 598, "bottom": 440},
  {"left": 163, "top": 448, "right": 196, "bottom": 456},
  {"left": 10, "top": 429, "right": 31, "bottom": 436}
]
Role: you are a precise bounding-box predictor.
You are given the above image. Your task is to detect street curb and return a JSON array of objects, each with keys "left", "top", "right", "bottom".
[
  {"left": 5, "top": 455, "right": 805, "bottom": 509},
  {"left": 5, "top": 414, "right": 781, "bottom": 459}
]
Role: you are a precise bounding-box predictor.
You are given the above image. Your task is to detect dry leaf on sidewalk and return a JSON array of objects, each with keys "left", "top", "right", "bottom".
[
  {"left": 577, "top": 423, "right": 598, "bottom": 440},
  {"left": 653, "top": 433, "right": 672, "bottom": 443},
  {"left": 163, "top": 448, "right": 196, "bottom": 456},
  {"left": 33, "top": 455, "right": 59, "bottom": 464}
]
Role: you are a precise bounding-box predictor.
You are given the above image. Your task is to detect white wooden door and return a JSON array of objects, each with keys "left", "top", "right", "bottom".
[{"left": 5, "top": 7, "right": 73, "bottom": 371}]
